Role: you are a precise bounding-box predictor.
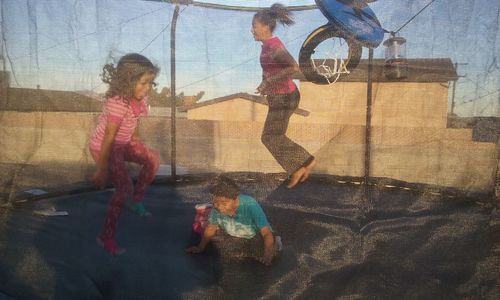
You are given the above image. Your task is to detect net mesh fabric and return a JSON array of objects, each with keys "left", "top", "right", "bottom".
[
  {"left": 0, "top": 1, "right": 499, "bottom": 298},
  {"left": 0, "top": 1, "right": 498, "bottom": 203}
]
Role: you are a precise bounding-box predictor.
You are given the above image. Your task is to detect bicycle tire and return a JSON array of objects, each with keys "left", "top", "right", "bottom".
[{"left": 299, "top": 25, "right": 362, "bottom": 84}]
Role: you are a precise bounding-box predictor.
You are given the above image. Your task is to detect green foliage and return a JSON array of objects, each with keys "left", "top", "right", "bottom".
[
  {"left": 149, "top": 86, "right": 203, "bottom": 107},
  {"left": 148, "top": 86, "right": 170, "bottom": 106},
  {"left": 196, "top": 91, "right": 205, "bottom": 101}
]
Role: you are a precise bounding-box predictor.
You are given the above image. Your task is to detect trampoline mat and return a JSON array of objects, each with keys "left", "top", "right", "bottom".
[{"left": 1, "top": 175, "right": 499, "bottom": 299}]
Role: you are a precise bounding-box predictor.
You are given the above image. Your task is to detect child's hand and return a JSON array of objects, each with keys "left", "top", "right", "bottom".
[
  {"left": 185, "top": 246, "right": 204, "bottom": 254},
  {"left": 258, "top": 248, "right": 276, "bottom": 266},
  {"left": 130, "top": 134, "right": 141, "bottom": 143},
  {"left": 92, "top": 168, "right": 108, "bottom": 189}
]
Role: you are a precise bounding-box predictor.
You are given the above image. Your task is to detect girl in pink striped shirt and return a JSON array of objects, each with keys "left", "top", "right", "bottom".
[{"left": 89, "top": 53, "right": 160, "bottom": 255}]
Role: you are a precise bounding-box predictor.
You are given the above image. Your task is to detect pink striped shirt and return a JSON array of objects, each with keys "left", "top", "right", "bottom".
[{"left": 89, "top": 96, "right": 149, "bottom": 151}]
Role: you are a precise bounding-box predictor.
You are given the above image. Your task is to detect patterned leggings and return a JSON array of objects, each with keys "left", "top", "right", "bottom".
[{"left": 91, "top": 139, "right": 160, "bottom": 240}]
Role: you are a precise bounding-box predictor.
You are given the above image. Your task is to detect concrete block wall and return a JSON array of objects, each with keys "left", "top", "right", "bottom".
[
  {"left": 0, "top": 112, "right": 95, "bottom": 164},
  {"left": 0, "top": 112, "right": 97, "bottom": 189},
  {"left": 0, "top": 112, "right": 497, "bottom": 192},
  {"left": 496, "top": 143, "right": 500, "bottom": 199},
  {"left": 145, "top": 118, "right": 496, "bottom": 191}
]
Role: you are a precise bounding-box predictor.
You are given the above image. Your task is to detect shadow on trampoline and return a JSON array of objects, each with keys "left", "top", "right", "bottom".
[{"left": 0, "top": 174, "right": 499, "bottom": 299}]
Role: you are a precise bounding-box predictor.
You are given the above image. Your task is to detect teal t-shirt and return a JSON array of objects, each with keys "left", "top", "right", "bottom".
[{"left": 208, "top": 194, "right": 270, "bottom": 239}]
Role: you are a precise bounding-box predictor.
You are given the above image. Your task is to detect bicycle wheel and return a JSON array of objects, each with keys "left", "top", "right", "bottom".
[{"left": 299, "top": 25, "right": 362, "bottom": 84}]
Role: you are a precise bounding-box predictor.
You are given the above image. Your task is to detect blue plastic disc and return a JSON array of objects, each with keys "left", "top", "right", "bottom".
[{"left": 315, "top": 0, "right": 384, "bottom": 48}]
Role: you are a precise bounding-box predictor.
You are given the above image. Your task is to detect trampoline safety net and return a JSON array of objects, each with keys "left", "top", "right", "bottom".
[{"left": 0, "top": 0, "right": 499, "bottom": 299}]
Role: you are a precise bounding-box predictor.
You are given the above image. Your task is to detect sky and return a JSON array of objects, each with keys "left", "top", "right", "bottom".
[{"left": 1, "top": 0, "right": 499, "bottom": 116}]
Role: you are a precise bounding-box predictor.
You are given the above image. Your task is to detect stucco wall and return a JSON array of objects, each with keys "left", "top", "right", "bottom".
[
  {"left": 296, "top": 82, "right": 449, "bottom": 127},
  {"left": 186, "top": 82, "right": 449, "bottom": 128},
  {"left": 187, "top": 98, "right": 272, "bottom": 122}
]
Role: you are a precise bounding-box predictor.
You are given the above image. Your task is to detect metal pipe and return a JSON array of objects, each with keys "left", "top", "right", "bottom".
[
  {"left": 170, "top": 5, "right": 180, "bottom": 177},
  {"left": 451, "top": 62, "right": 457, "bottom": 114},
  {"left": 142, "top": 0, "right": 317, "bottom": 12},
  {"left": 364, "top": 48, "right": 374, "bottom": 186}
]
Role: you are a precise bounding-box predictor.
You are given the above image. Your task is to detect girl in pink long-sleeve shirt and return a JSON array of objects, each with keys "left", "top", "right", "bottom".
[
  {"left": 253, "top": 4, "right": 316, "bottom": 188},
  {"left": 89, "top": 53, "right": 160, "bottom": 255}
]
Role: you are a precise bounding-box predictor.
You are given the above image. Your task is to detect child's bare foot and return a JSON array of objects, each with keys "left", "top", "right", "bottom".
[
  {"left": 287, "top": 158, "right": 316, "bottom": 188},
  {"left": 300, "top": 158, "right": 317, "bottom": 183},
  {"left": 96, "top": 237, "right": 126, "bottom": 255},
  {"left": 287, "top": 167, "right": 307, "bottom": 188}
]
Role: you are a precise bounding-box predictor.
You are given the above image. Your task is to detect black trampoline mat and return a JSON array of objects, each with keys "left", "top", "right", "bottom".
[{"left": 1, "top": 175, "right": 499, "bottom": 299}]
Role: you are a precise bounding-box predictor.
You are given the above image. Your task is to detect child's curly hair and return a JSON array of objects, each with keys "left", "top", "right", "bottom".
[{"left": 101, "top": 53, "right": 159, "bottom": 101}]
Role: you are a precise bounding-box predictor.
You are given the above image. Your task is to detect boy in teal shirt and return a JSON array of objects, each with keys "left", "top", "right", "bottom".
[{"left": 186, "top": 176, "right": 281, "bottom": 265}]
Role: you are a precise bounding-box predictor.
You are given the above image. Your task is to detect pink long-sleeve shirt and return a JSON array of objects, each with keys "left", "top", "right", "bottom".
[{"left": 260, "top": 36, "right": 297, "bottom": 95}]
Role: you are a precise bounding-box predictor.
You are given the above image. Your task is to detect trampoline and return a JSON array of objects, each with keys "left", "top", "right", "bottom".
[
  {"left": 1, "top": 0, "right": 500, "bottom": 299},
  {"left": 1, "top": 174, "right": 499, "bottom": 299}
]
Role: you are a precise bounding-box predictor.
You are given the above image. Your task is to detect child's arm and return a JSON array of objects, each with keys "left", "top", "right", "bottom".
[
  {"left": 131, "top": 126, "right": 140, "bottom": 142},
  {"left": 92, "top": 121, "right": 120, "bottom": 189},
  {"left": 257, "top": 47, "right": 299, "bottom": 95},
  {"left": 266, "top": 47, "right": 300, "bottom": 84},
  {"left": 259, "top": 226, "right": 275, "bottom": 266},
  {"left": 185, "top": 224, "right": 218, "bottom": 254}
]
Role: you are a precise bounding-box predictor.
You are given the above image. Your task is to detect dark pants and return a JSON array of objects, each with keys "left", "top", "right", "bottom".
[
  {"left": 210, "top": 232, "right": 264, "bottom": 260},
  {"left": 261, "top": 88, "right": 314, "bottom": 175}
]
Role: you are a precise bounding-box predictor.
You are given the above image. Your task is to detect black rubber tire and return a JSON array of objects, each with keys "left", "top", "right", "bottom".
[{"left": 299, "top": 25, "right": 362, "bottom": 84}]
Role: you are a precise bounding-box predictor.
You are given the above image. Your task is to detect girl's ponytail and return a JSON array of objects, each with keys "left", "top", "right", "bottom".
[
  {"left": 254, "top": 3, "right": 294, "bottom": 32},
  {"left": 269, "top": 3, "right": 294, "bottom": 27}
]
